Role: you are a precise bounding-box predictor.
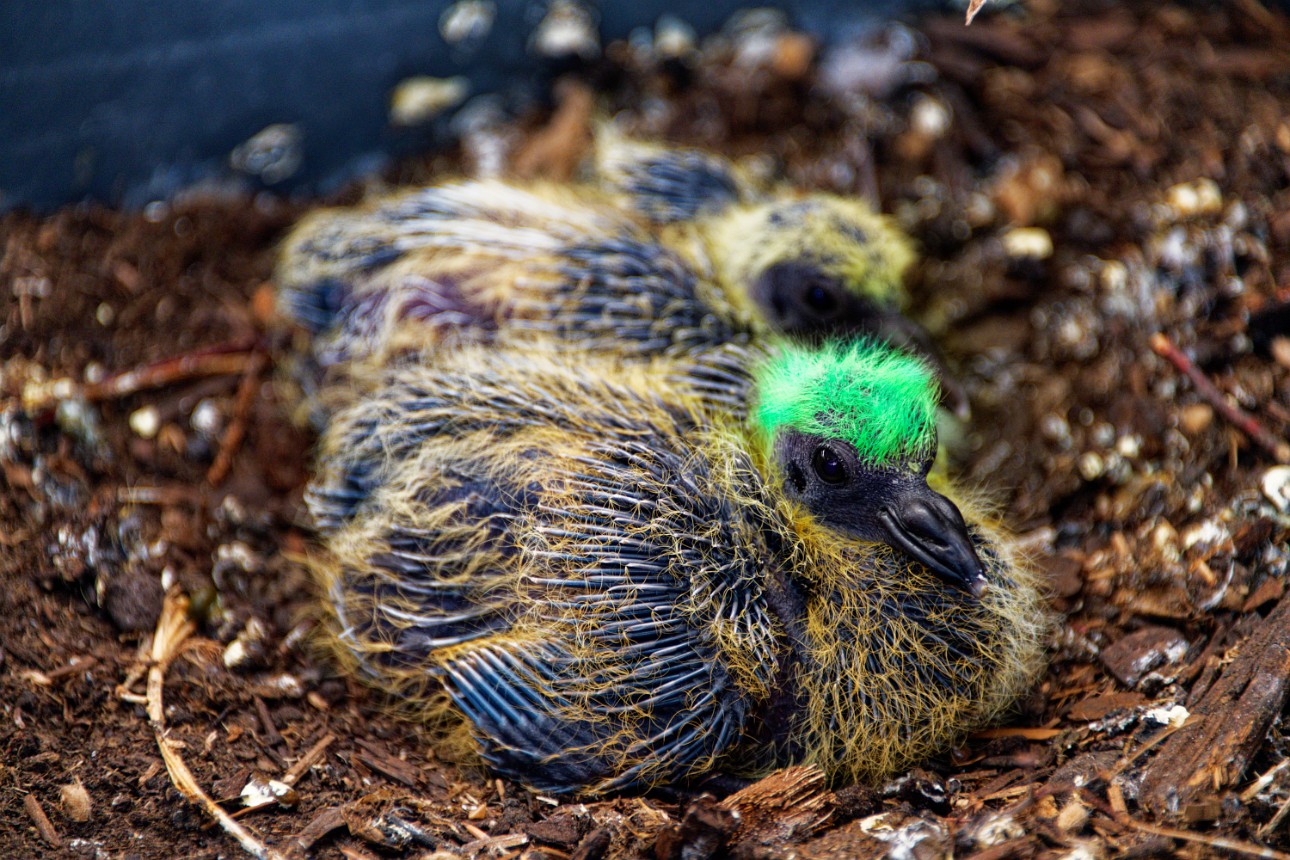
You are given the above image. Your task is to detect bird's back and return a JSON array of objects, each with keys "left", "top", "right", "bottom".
[{"left": 311, "top": 347, "right": 781, "bottom": 793}]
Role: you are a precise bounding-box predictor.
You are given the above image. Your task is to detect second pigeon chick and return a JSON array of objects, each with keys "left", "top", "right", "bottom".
[{"left": 275, "top": 173, "right": 922, "bottom": 423}]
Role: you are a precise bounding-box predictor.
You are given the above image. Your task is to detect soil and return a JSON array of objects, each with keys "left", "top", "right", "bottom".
[{"left": 4, "top": 1, "right": 1290, "bottom": 858}]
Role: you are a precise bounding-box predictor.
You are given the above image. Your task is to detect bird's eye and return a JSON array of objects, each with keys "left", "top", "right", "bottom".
[
  {"left": 811, "top": 445, "right": 848, "bottom": 485},
  {"left": 803, "top": 283, "right": 839, "bottom": 315}
]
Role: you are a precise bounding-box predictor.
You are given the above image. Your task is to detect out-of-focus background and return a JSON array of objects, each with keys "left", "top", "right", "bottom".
[{"left": 1, "top": 0, "right": 950, "bottom": 211}]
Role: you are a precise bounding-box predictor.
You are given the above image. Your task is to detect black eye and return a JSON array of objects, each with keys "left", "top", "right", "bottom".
[
  {"left": 803, "top": 283, "right": 839, "bottom": 315},
  {"left": 811, "top": 445, "right": 848, "bottom": 485}
]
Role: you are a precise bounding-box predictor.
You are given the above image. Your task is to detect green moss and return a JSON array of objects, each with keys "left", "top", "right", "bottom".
[{"left": 754, "top": 340, "right": 938, "bottom": 465}]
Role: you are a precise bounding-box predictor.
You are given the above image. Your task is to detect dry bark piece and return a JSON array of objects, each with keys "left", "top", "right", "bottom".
[
  {"left": 1099, "top": 626, "right": 1189, "bottom": 689},
  {"left": 1044, "top": 751, "right": 1119, "bottom": 794},
  {"left": 1066, "top": 691, "right": 1147, "bottom": 723},
  {"left": 721, "top": 765, "right": 836, "bottom": 852},
  {"left": 23, "top": 793, "right": 61, "bottom": 847},
  {"left": 526, "top": 810, "right": 588, "bottom": 848},
  {"left": 571, "top": 827, "right": 613, "bottom": 860},
  {"left": 654, "top": 795, "right": 738, "bottom": 860},
  {"left": 1140, "top": 596, "right": 1290, "bottom": 817}
]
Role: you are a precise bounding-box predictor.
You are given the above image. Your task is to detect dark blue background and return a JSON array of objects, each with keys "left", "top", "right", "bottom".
[{"left": 0, "top": 1, "right": 950, "bottom": 211}]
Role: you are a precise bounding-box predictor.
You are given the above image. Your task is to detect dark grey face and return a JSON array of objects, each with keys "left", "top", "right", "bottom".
[
  {"left": 751, "top": 262, "right": 971, "bottom": 420},
  {"left": 751, "top": 261, "right": 879, "bottom": 337},
  {"left": 774, "top": 429, "right": 987, "bottom": 597}
]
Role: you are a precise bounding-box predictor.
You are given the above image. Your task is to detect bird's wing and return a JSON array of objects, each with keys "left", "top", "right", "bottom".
[
  {"left": 593, "top": 132, "right": 746, "bottom": 223},
  {"left": 501, "top": 233, "right": 749, "bottom": 355},
  {"left": 276, "top": 181, "right": 633, "bottom": 334},
  {"left": 322, "top": 469, "right": 534, "bottom": 710},
  {"left": 439, "top": 435, "right": 770, "bottom": 794}
]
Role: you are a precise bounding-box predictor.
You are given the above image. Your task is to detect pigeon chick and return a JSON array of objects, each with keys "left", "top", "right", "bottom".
[
  {"left": 274, "top": 170, "right": 927, "bottom": 422},
  {"left": 308, "top": 339, "right": 1047, "bottom": 795}
]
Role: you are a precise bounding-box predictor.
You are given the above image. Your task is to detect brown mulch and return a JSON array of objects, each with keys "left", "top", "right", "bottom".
[{"left": 4, "top": 2, "right": 1290, "bottom": 857}]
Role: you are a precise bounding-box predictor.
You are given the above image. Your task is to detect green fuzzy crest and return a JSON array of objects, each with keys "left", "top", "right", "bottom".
[{"left": 754, "top": 340, "right": 938, "bottom": 465}]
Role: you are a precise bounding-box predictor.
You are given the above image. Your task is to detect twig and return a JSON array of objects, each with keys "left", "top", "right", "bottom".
[
  {"left": 1151, "top": 332, "right": 1290, "bottom": 463},
  {"left": 207, "top": 351, "right": 267, "bottom": 486},
  {"left": 237, "top": 733, "right": 339, "bottom": 819},
  {"left": 1243, "top": 758, "right": 1290, "bottom": 802},
  {"left": 971, "top": 726, "right": 1062, "bottom": 741},
  {"left": 965, "top": 0, "right": 990, "bottom": 25},
  {"left": 1119, "top": 815, "right": 1290, "bottom": 860},
  {"left": 282, "top": 733, "right": 336, "bottom": 787},
  {"left": 115, "top": 635, "right": 155, "bottom": 705},
  {"left": 116, "top": 484, "right": 206, "bottom": 507},
  {"left": 1080, "top": 787, "right": 1290, "bottom": 860},
  {"left": 44, "top": 655, "right": 98, "bottom": 682},
  {"left": 1260, "top": 794, "right": 1290, "bottom": 840},
  {"left": 253, "top": 695, "right": 285, "bottom": 748},
  {"left": 87, "top": 345, "right": 256, "bottom": 403},
  {"left": 21, "top": 340, "right": 260, "bottom": 412},
  {"left": 1102, "top": 722, "right": 1186, "bottom": 784},
  {"left": 284, "top": 806, "right": 347, "bottom": 860},
  {"left": 146, "top": 591, "right": 287, "bottom": 860},
  {"left": 22, "top": 793, "right": 61, "bottom": 848}
]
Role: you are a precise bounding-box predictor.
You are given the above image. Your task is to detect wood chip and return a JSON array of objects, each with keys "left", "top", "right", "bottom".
[
  {"left": 23, "top": 793, "right": 61, "bottom": 847},
  {"left": 1140, "top": 596, "right": 1290, "bottom": 815},
  {"left": 720, "top": 765, "right": 834, "bottom": 846}
]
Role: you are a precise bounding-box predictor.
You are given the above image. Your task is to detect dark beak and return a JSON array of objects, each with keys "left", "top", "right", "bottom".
[
  {"left": 878, "top": 486, "right": 988, "bottom": 597},
  {"left": 872, "top": 312, "right": 971, "bottom": 422}
]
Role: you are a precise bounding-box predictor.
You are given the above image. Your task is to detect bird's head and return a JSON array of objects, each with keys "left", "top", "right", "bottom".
[
  {"left": 711, "top": 196, "right": 970, "bottom": 418},
  {"left": 708, "top": 196, "right": 913, "bottom": 335},
  {"left": 753, "top": 340, "right": 987, "bottom": 597}
]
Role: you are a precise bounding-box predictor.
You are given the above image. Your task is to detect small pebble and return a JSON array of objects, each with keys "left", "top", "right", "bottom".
[
  {"left": 223, "top": 617, "right": 269, "bottom": 670},
  {"left": 1165, "top": 178, "right": 1222, "bottom": 218},
  {"left": 1262, "top": 466, "right": 1290, "bottom": 513},
  {"left": 190, "top": 398, "right": 223, "bottom": 438},
  {"left": 1078, "top": 451, "right": 1105, "bottom": 481},
  {"left": 390, "top": 76, "right": 470, "bottom": 126},
  {"left": 55, "top": 398, "right": 101, "bottom": 446},
  {"left": 230, "top": 124, "right": 302, "bottom": 184},
  {"left": 1099, "top": 260, "right": 1128, "bottom": 293},
  {"left": 1144, "top": 703, "right": 1190, "bottom": 728},
  {"left": 1182, "top": 519, "right": 1227, "bottom": 550},
  {"left": 128, "top": 405, "right": 160, "bottom": 439},
  {"left": 654, "top": 15, "right": 696, "bottom": 58},
  {"left": 99, "top": 568, "right": 163, "bottom": 633},
  {"left": 910, "top": 95, "right": 951, "bottom": 139},
  {"left": 529, "top": 0, "right": 599, "bottom": 59},
  {"left": 1115, "top": 435, "right": 1141, "bottom": 459},
  {"left": 1091, "top": 422, "right": 1115, "bottom": 448},
  {"left": 439, "top": 0, "right": 495, "bottom": 45},
  {"left": 1178, "top": 403, "right": 1213, "bottom": 434},
  {"left": 1001, "top": 227, "right": 1053, "bottom": 260},
  {"left": 1040, "top": 414, "right": 1072, "bottom": 448},
  {"left": 241, "top": 776, "right": 299, "bottom": 809},
  {"left": 257, "top": 673, "right": 305, "bottom": 699}
]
